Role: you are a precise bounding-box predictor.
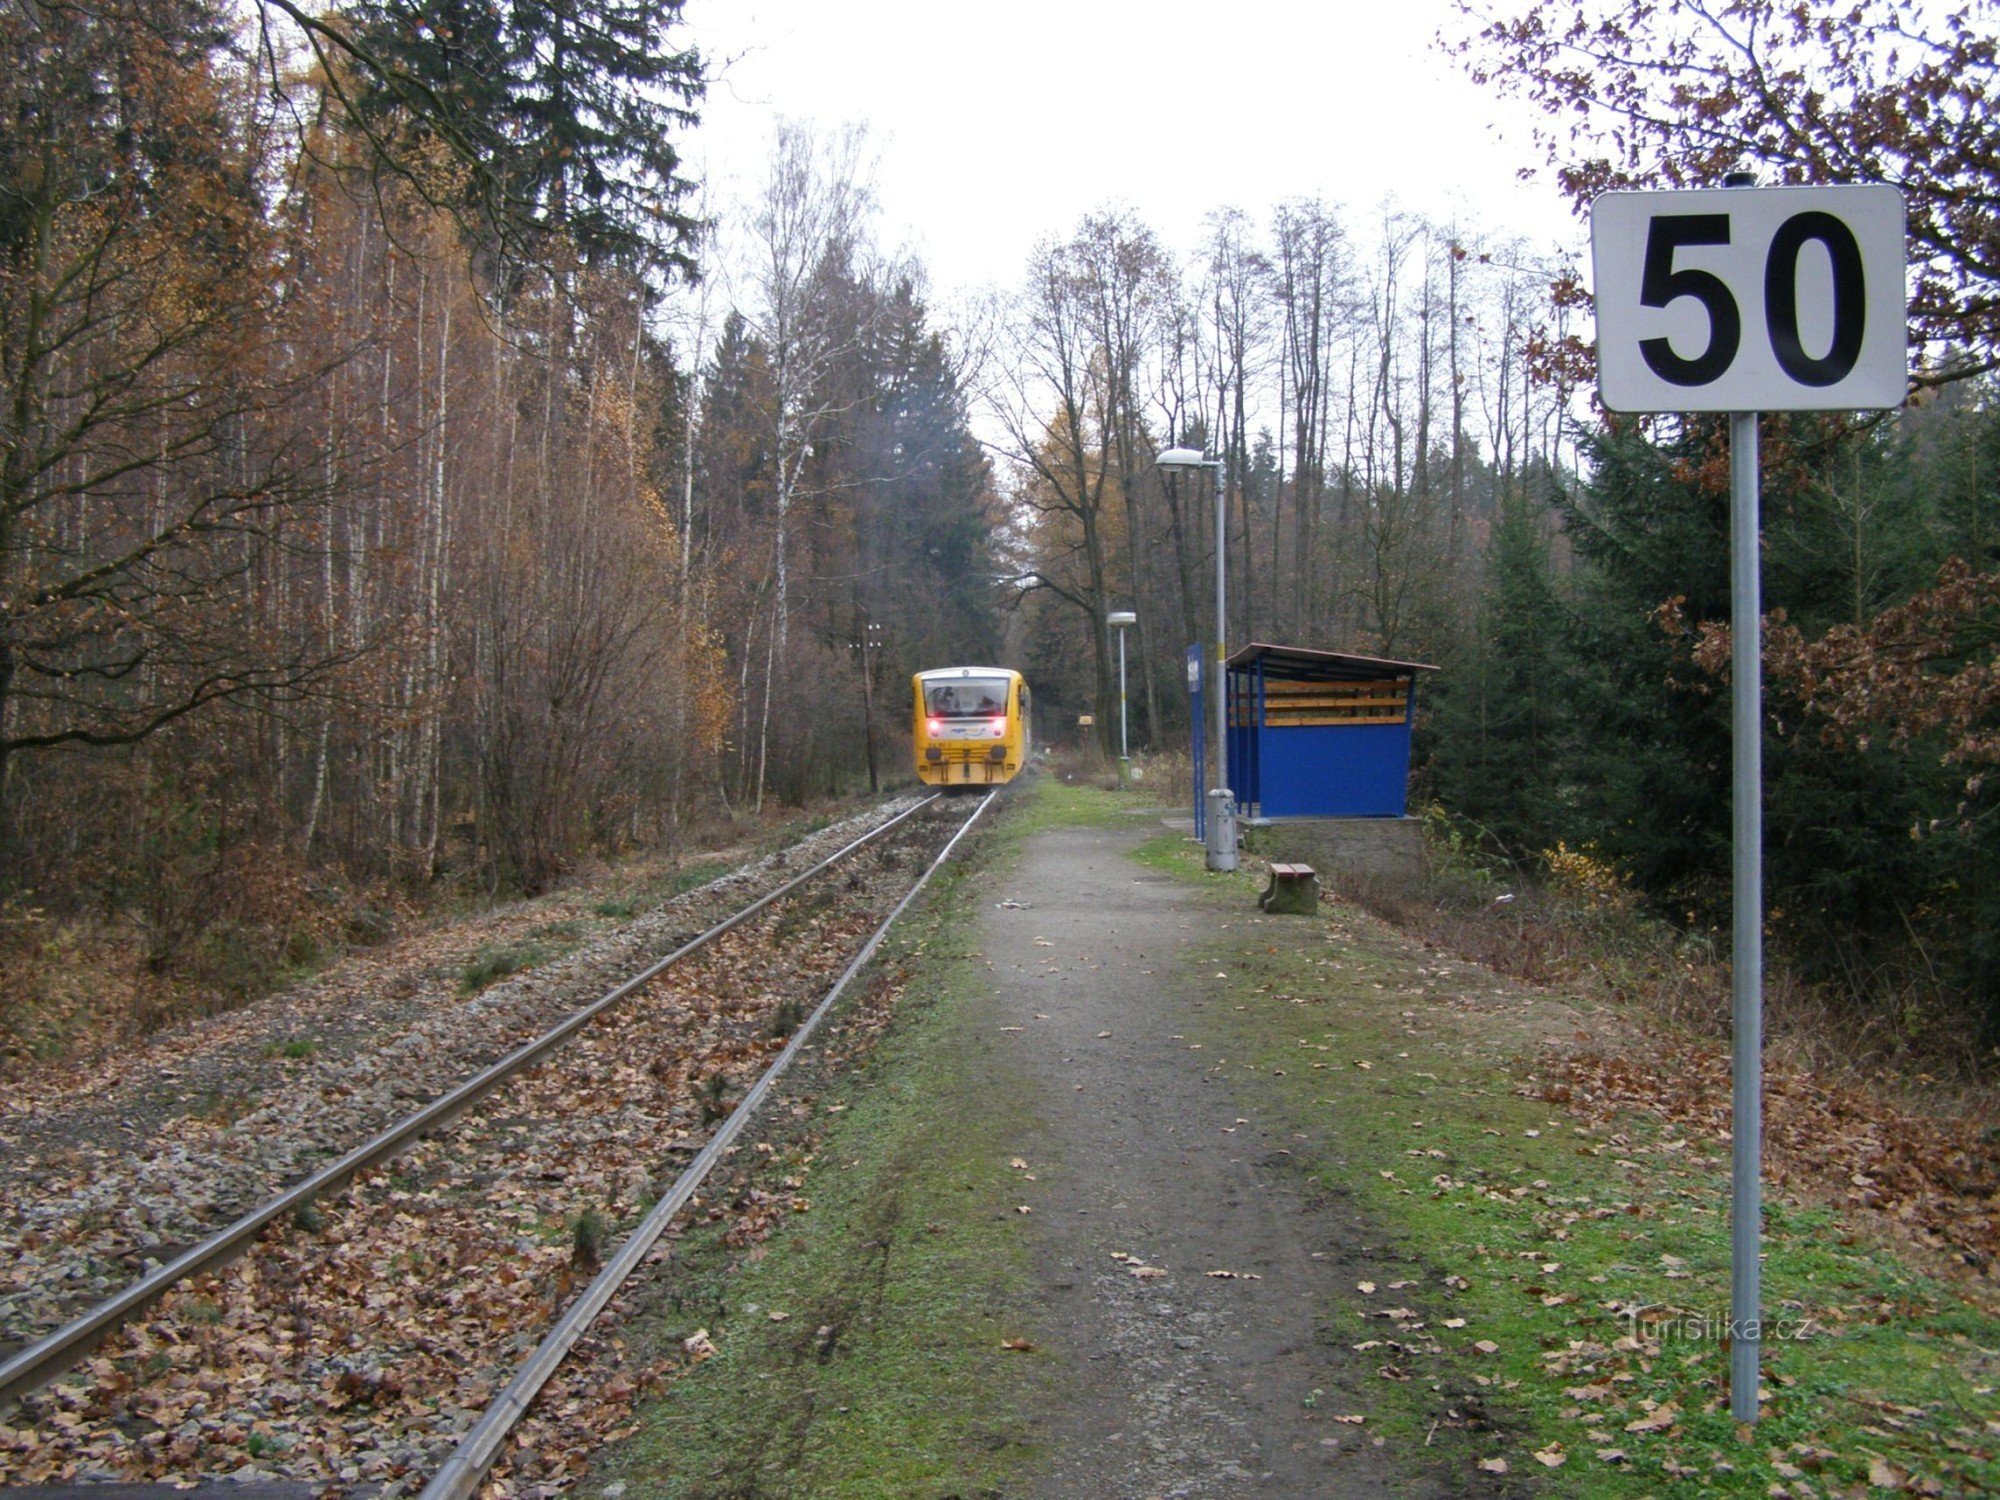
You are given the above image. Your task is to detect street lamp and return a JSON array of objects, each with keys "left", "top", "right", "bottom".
[
  {"left": 1157, "top": 445, "right": 1236, "bottom": 872},
  {"left": 1107, "top": 610, "right": 1137, "bottom": 760}
]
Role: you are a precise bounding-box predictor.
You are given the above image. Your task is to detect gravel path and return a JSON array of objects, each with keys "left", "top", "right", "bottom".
[{"left": 980, "top": 820, "right": 1464, "bottom": 1499}]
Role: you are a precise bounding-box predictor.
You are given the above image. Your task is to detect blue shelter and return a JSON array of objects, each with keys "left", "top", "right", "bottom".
[{"left": 1192, "top": 643, "right": 1435, "bottom": 831}]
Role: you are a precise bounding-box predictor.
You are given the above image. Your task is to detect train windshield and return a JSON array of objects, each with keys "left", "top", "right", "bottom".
[{"left": 925, "top": 677, "right": 1010, "bottom": 718}]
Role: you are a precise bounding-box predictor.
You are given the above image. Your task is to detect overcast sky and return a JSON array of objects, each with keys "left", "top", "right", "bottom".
[{"left": 680, "top": 0, "right": 1587, "bottom": 299}]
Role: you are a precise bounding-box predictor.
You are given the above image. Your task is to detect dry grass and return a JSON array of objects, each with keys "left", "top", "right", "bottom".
[
  {"left": 1042, "top": 743, "right": 1193, "bottom": 803},
  {"left": 0, "top": 855, "right": 407, "bottom": 1079},
  {"left": 1327, "top": 825, "right": 2000, "bottom": 1121}
]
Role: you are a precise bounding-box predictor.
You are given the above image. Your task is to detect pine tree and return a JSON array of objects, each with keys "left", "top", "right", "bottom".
[{"left": 1428, "top": 482, "right": 1569, "bottom": 859}]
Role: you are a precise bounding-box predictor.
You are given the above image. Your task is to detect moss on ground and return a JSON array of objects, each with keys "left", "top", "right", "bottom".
[
  {"left": 1134, "top": 822, "right": 2000, "bottom": 1496},
  {"left": 605, "top": 805, "right": 1058, "bottom": 1499}
]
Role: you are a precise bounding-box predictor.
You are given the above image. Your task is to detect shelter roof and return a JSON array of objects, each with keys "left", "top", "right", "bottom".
[{"left": 1224, "top": 642, "right": 1438, "bottom": 681}]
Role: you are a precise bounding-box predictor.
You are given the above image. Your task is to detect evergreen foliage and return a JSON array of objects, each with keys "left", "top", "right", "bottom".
[
  {"left": 1420, "top": 404, "right": 2000, "bottom": 1035},
  {"left": 340, "top": 0, "right": 704, "bottom": 277},
  {"left": 1427, "top": 481, "right": 1569, "bottom": 860}
]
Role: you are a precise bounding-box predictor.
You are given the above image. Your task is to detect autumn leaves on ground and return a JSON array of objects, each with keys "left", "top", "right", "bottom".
[
  {"left": 602, "top": 780, "right": 1997, "bottom": 1498},
  {"left": 0, "top": 777, "right": 1995, "bottom": 1494}
]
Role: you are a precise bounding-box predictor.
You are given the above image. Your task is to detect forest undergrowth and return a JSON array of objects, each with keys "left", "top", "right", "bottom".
[{"left": 0, "top": 795, "right": 870, "bottom": 1081}]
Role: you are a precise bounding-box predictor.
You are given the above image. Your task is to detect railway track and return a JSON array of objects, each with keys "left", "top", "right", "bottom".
[{"left": 0, "top": 790, "right": 995, "bottom": 1493}]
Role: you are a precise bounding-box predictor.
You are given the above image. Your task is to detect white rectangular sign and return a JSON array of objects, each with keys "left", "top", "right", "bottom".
[{"left": 1592, "top": 186, "right": 1907, "bottom": 413}]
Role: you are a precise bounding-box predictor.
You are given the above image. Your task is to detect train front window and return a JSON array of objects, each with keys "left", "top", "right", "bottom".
[{"left": 925, "top": 678, "right": 1009, "bottom": 719}]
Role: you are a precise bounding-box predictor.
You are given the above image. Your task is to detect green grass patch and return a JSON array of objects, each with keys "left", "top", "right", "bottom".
[
  {"left": 1158, "top": 871, "right": 2000, "bottom": 1495},
  {"left": 985, "top": 773, "right": 1127, "bottom": 842},
  {"left": 620, "top": 860, "right": 735, "bottom": 914},
  {"left": 609, "top": 843, "right": 1048, "bottom": 1498},
  {"left": 458, "top": 940, "right": 549, "bottom": 993}
]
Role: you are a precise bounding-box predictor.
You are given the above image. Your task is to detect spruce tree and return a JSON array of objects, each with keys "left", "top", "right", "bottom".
[
  {"left": 340, "top": 0, "right": 703, "bottom": 278},
  {"left": 1428, "top": 480, "right": 1570, "bottom": 860}
]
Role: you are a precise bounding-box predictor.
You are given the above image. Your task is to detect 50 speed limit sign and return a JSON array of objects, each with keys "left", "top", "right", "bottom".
[{"left": 1592, "top": 186, "right": 1906, "bottom": 413}]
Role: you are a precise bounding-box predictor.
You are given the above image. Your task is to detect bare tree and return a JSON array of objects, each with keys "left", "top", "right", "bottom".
[
  {"left": 741, "top": 122, "right": 875, "bottom": 809},
  {"left": 997, "top": 218, "right": 1158, "bottom": 752}
]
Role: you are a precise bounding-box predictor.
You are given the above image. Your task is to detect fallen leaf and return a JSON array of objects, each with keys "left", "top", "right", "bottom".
[
  {"left": 1868, "top": 1456, "right": 1909, "bottom": 1489},
  {"left": 1357, "top": 1281, "right": 1377, "bottom": 1294},
  {"left": 1477, "top": 1457, "right": 1509, "bottom": 1474},
  {"left": 999, "top": 1337, "right": 1035, "bottom": 1352},
  {"left": 1624, "top": 1402, "right": 1678, "bottom": 1434},
  {"left": 1534, "top": 1444, "right": 1567, "bottom": 1468}
]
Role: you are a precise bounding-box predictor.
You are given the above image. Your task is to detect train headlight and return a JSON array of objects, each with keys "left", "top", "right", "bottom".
[
  {"left": 988, "top": 716, "right": 1005, "bottom": 735},
  {"left": 927, "top": 718, "right": 942, "bottom": 737}
]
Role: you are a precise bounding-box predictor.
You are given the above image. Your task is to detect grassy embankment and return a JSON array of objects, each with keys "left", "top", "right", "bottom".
[{"left": 1126, "top": 818, "right": 1998, "bottom": 1496}]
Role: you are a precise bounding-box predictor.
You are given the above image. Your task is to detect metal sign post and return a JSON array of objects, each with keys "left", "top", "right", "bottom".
[
  {"left": 1727, "top": 408, "right": 1764, "bottom": 1422},
  {"left": 1591, "top": 182, "right": 1905, "bottom": 1424}
]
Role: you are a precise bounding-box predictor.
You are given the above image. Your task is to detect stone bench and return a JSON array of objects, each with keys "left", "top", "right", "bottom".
[{"left": 1258, "top": 861, "right": 1319, "bottom": 915}]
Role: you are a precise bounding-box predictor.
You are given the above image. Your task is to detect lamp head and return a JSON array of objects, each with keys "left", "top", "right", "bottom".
[{"left": 1156, "top": 446, "right": 1211, "bottom": 472}]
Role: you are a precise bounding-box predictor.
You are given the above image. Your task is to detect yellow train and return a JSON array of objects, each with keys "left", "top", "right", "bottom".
[{"left": 913, "top": 667, "right": 1031, "bottom": 788}]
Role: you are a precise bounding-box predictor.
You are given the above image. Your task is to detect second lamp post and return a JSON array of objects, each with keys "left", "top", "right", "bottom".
[
  {"left": 1107, "top": 609, "right": 1136, "bottom": 760},
  {"left": 1157, "top": 446, "right": 1237, "bottom": 872}
]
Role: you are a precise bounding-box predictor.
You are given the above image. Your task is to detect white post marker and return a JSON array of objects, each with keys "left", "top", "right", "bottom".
[{"left": 1591, "top": 182, "right": 1906, "bottom": 1424}]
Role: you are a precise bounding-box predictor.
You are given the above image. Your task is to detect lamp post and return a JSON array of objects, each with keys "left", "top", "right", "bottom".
[
  {"left": 1107, "top": 610, "right": 1137, "bottom": 760},
  {"left": 1157, "top": 446, "right": 1236, "bottom": 872}
]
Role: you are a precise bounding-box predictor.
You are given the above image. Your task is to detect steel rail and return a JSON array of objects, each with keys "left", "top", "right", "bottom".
[
  {"left": 422, "top": 790, "right": 998, "bottom": 1500},
  {"left": 0, "top": 795, "right": 941, "bottom": 1409}
]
